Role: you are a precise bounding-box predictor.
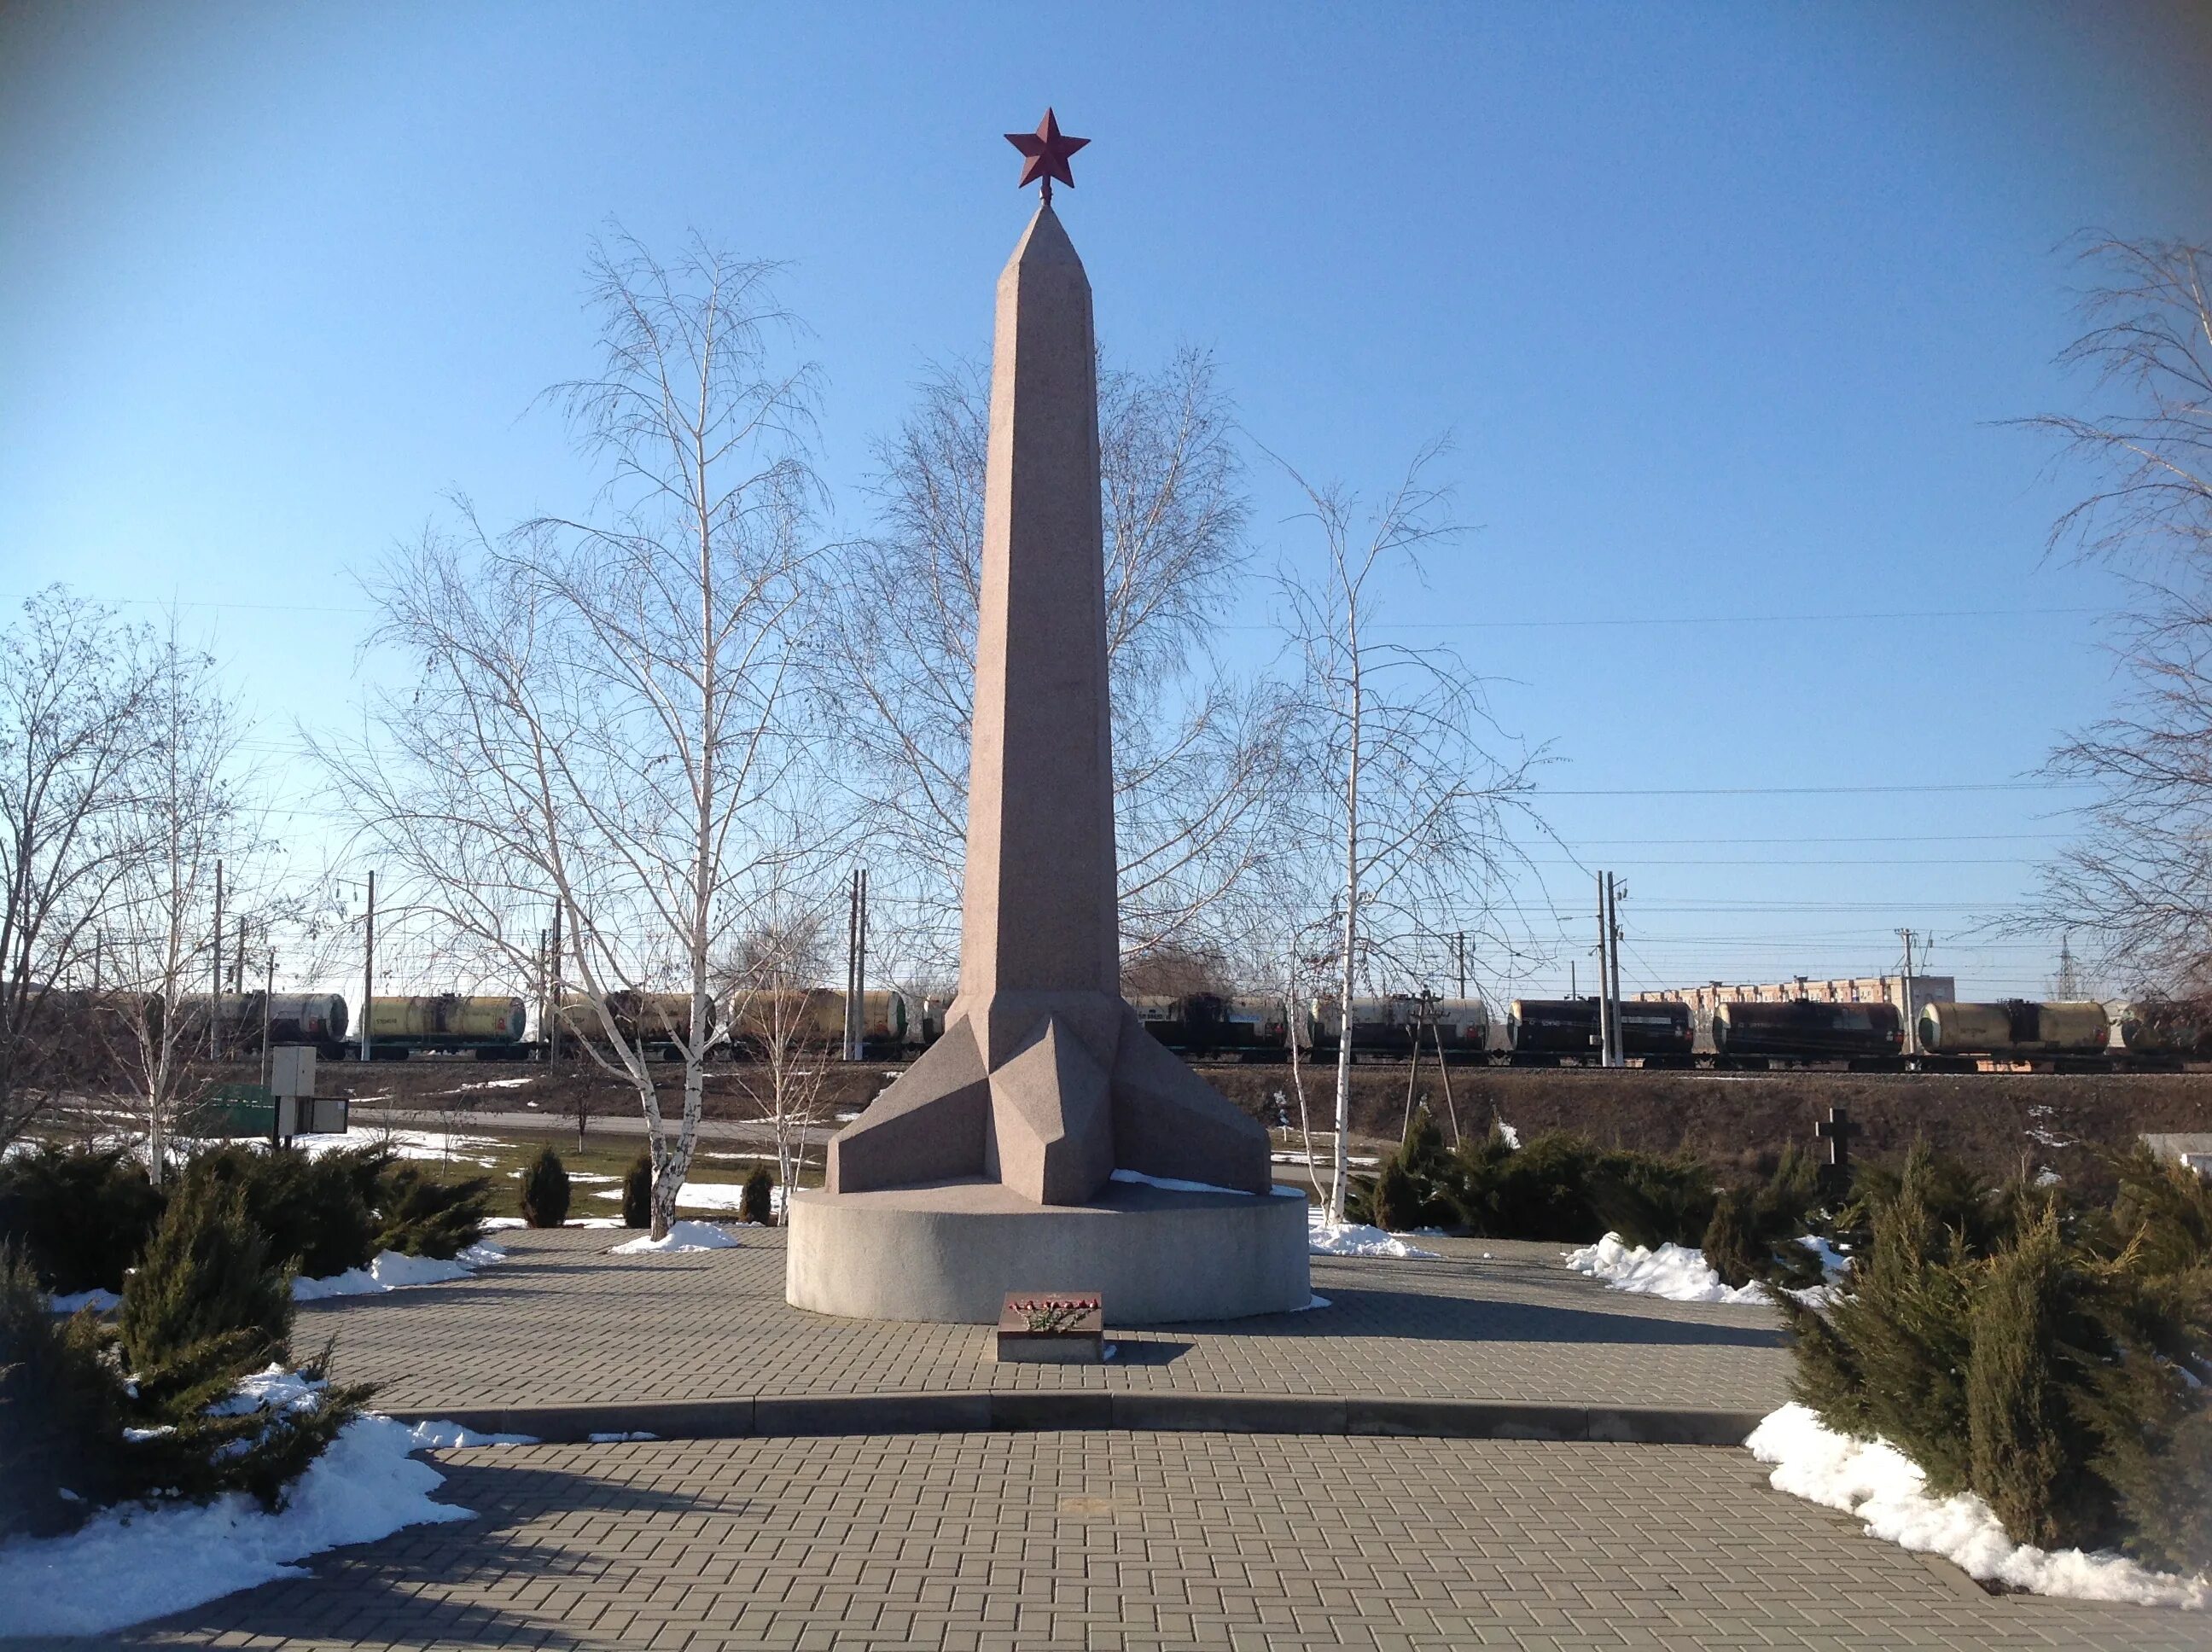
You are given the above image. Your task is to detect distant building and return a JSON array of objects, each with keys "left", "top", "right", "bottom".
[{"left": 1638, "top": 974, "right": 1956, "bottom": 1049}]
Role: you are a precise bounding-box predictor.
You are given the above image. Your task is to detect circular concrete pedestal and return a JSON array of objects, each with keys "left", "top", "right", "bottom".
[{"left": 785, "top": 1178, "right": 1313, "bottom": 1324}]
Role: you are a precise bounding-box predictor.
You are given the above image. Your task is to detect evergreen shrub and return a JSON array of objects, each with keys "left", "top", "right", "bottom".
[
  {"left": 0, "top": 1143, "right": 166, "bottom": 1293},
  {"left": 742, "top": 1164, "right": 774, "bottom": 1226},
  {"left": 520, "top": 1147, "right": 571, "bottom": 1228},
  {"left": 118, "top": 1180, "right": 293, "bottom": 1376},
  {"left": 1780, "top": 1142, "right": 2212, "bottom": 1569},
  {"left": 1700, "top": 1187, "right": 1760, "bottom": 1289},
  {"left": 181, "top": 1143, "right": 381, "bottom": 1279},
  {"left": 374, "top": 1163, "right": 492, "bottom": 1258},
  {"left": 621, "top": 1153, "right": 652, "bottom": 1228}
]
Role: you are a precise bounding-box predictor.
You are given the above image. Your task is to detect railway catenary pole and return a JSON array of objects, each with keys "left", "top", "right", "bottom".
[
  {"left": 1594, "top": 872, "right": 1614, "bottom": 1067},
  {"left": 1897, "top": 928, "right": 1918, "bottom": 1056},
  {"left": 210, "top": 858, "right": 223, "bottom": 1058},
  {"left": 842, "top": 868, "right": 860, "bottom": 1061},
  {"left": 1608, "top": 875, "right": 1626, "bottom": 1067},
  {"left": 1454, "top": 932, "right": 1465, "bottom": 1000},
  {"left": 858, "top": 867, "right": 869, "bottom": 1056},
  {"left": 360, "top": 871, "right": 374, "bottom": 1064},
  {"left": 259, "top": 948, "right": 274, "bottom": 1090},
  {"left": 547, "top": 898, "right": 561, "bottom": 1065}
]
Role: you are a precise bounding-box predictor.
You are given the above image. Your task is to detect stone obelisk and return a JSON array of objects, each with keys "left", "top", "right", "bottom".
[{"left": 824, "top": 125, "right": 1268, "bottom": 1207}]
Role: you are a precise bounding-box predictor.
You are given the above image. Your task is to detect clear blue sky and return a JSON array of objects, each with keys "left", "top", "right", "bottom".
[{"left": 4, "top": 2, "right": 2209, "bottom": 1000}]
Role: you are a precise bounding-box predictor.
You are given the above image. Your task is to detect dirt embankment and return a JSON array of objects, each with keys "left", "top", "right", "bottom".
[{"left": 1206, "top": 1063, "right": 2212, "bottom": 1186}]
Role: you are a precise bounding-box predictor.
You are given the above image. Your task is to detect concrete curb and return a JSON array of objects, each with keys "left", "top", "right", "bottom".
[{"left": 384, "top": 1392, "right": 1765, "bottom": 1448}]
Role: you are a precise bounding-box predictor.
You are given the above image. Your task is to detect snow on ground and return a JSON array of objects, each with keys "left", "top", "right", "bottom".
[
  {"left": 1563, "top": 1234, "right": 1770, "bottom": 1306},
  {"left": 1566, "top": 1232, "right": 1854, "bottom": 1308},
  {"left": 608, "top": 1220, "right": 740, "bottom": 1254},
  {"left": 403, "top": 1418, "right": 538, "bottom": 1448},
  {"left": 1495, "top": 1120, "right": 1521, "bottom": 1149},
  {"left": 1268, "top": 1150, "right": 1380, "bottom": 1169},
  {"left": 1293, "top": 1294, "right": 1333, "bottom": 1312},
  {"left": 1307, "top": 1208, "right": 1441, "bottom": 1259},
  {"left": 297, "top": 1126, "right": 505, "bottom": 1167},
  {"left": 48, "top": 1287, "right": 121, "bottom": 1314},
  {"left": 0, "top": 1399, "right": 488, "bottom": 1637},
  {"left": 292, "top": 1242, "right": 507, "bottom": 1301},
  {"left": 592, "top": 1180, "right": 786, "bottom": 1218},
  {"left": 1111, "top": 1167, "right": 1306, "bottom": 1199},
  {"left": 1749, "top": 1403, "right": 2209, "bottom": 1609}
]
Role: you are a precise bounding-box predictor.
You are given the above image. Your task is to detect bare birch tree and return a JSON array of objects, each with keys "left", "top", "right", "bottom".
[
  {"left": 818, "top": 349, "right": 1293, "bottom": 974},
  {"left": 2017, "top": 237, "right": 2212, "bottom": 995},
  {"left": 0, "top": 590, "right": 165, "bottom": 1146},
  {"left": 101, "top": 619, "right": 260, "bottom": 1182},
  {"left": 726, "top": 902, "right": 835, "bottom": 1198},
  {"left": 1273, "top": 444, "right": 1539, "bottom": 1223},
  {"left": 329, "top": 233, "right": 825, "bottom": 1237}
]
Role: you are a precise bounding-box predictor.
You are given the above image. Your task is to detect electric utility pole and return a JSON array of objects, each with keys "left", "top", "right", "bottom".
[{"left": 1454, "top": 931, "right": 1466, "bottom": 1000}]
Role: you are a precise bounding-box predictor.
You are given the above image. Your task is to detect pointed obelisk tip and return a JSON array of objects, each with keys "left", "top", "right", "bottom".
[{"left": 1008, "top": 198, "right": 1085, "bottom": 271}]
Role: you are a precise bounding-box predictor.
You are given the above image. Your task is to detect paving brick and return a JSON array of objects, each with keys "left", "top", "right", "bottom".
[
  {"left": 97, "top": 1432, "right": 2212, "bottom": 1651},
  {"left": 300, "top": 1228, "right": 1793, "bottom": 1416}
]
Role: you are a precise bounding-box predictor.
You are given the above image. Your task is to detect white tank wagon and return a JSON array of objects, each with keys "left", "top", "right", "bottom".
[
  {"left": 1307, "top": 994, "right": 1489, "bottom": 1057},
  {"left": 1917, "top": 1000, "right": 2110, "bottom": 1060},
  {"left": 361, "top": 994, "right": 527, "bottom": 1060}
]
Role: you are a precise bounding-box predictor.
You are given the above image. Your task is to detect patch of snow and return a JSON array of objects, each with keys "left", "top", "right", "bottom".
[
  {"left": 1292, "top": 1294, "right": 1332, "bottom": 1312},
  {"left": 296, "top": 1126, "right": 503, "bottom": 1167},
  {"left": 1496, "top": 1120, "right": 1522, "bottom": 1149},
  {"left": 608, "top": 1220, "right": 739, "bottom": 1254},
  {"left": 2026, "top": 1126, "right": 2078, "bottom": 1149},
  {"left": 1111, "top": 1166, "right": 1297, "bottom": 1199},
  {"left": 1268, "top": 1150, "right": 1380, "bottom": 1169},
  {"left": 592, "top": 1179, "right": 784, "bottom": 1215},
  {"left": 1748, "top": 1403, "right": 2209, "bottom": 1609},
  {"left": 0, "top": 1411, "right": 471, "bottom": 1637},
  {"left": 480, "top": 1216, "right": 527, "bottom": 1230},
  {"left": 292, "top": 1242, "right": 505, "bottom": 1301},
  {"left": 1792, "top": 1233, "right": 1854, "bottom": 1284},
  {"left": 48, "top": 1287, "right": 120, "bottom": 1314},
  {"left": 1563, "top": 1233, "right": 1768, "bottom": 1306},
  {"left": 405, "top": 1418, "right": 538, "bottom": 1448},
  {"left": 585, "top": 1430, "right": 659, "bottom": 1442},
  {"left": 568, "top": 1172, "right": 619, "bottom": 1184},
  {"left": 2034, "top": 1166, "right": 2064, "bottom": 1187},
  {"left": 1307, "top": 1209, "right": 1441, "bottom": 1259}
]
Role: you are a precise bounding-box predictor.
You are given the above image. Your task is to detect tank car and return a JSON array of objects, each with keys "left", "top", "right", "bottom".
[
  {"left": 364, "top": 994, "right": 528, "bottom": 1059},
  {"left": 1507, "top": 998, "right": 1598, "bottom": 1058},
  {"left": 1505, "top": 998, "right": 1691, "bottom": 1062},
  {"left": 731, "top": 987, "right": 908, "bottom": 1056},
  {"left": 1916, "top": 1000, "right": 2110, "bottom": 1059},
  {"left": 2115, "top": 998, "right": 2212, "bottom": 1062},
  {"left": 1307, "top": 994, "right": 1488, "bottom": 1057},
  {"left": 1160, "top": 993, "right": 1293, "bottom": 1058},
  {"left": 1712, "top": 999, "right": 1901, "bottom": 1063},
  {"left": 177, "top": 992, "right": 350, "bottom": 1057}
]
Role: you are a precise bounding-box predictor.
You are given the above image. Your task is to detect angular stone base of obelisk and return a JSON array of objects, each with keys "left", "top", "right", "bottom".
[
  {"left": 783, "top": 1177, "right": 1312, "bottom": 1324},
  {"left": 825, "top": 995, "right": 1272, "bottom": 1202}
]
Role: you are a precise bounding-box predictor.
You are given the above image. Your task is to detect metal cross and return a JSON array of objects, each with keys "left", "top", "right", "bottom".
[{"left": 1815, "top": 1105, "right": 1860, "bottom": 1175}]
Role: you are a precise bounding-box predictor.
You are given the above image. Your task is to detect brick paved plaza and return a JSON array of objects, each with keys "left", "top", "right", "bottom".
[
  {"left": 308, "top": 1227, "right": 1793, "bottom": 1414},
  {"left": 28, "top": 1228, "right": 2209, "bottom": 1649}
]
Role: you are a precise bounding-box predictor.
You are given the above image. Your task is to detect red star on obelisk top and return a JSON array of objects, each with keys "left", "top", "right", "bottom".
[{"left": 1004, "top": 108, "right": 1089, "bottom": 206}]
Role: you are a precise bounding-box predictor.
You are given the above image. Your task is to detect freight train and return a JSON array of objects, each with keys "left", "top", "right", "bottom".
[{"left": 140, "top": 986, "right": 2210, "bottom": 1072}]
